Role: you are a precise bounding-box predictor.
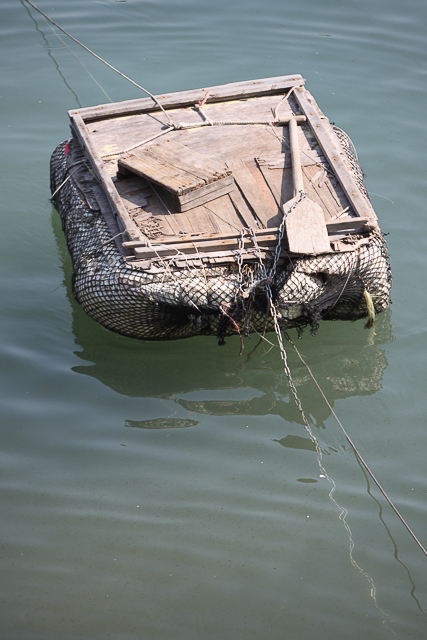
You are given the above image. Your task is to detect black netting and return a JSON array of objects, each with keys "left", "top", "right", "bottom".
[{"left": 50, "top": 134, "right": 391, "bottom": 341}]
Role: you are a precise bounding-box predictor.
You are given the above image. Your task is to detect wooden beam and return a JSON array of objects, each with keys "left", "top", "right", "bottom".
[
  {"left": 293, "top": 87, "right": 378, "bottom": 224},
  {"left": 70, "top": 75, "right": 305, "bottom": 123},
  {"left": 122, "top": 216, "right": 367, "bottom": 249},
  {"left": 132, "top": 234, "right": 284, "bottom": 259},
  {"left": 70, "top": 114, "right": 141, "bottom": 242}
]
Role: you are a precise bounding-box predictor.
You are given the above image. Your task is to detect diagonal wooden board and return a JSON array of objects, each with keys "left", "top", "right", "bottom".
[
  {"left": 226, "top": 157, "right": 278, "bottom": 228},
  {"left": 118, "top": 139, "right": 231, "bottom": 195}
]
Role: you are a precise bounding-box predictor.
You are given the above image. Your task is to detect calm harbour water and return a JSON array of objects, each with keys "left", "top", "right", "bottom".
[{"left": 2, "top": 0, "right": 427, "bottom": 638}]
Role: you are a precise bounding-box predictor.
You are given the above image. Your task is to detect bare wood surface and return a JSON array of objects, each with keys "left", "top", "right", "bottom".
[
  {"left": 133, "top": 233, "right": 288, "bottom": 259},
  {"left": 302, "top": 164, "right": 347, "bottom": 220},
  {"left": 289, "top": 117, "right": 304, "bottom": 196},
  {"left": 118, "top": 139, "right": 230, "bottom": 195},
  {"left": 72, "top": 75, "right": 305, "bottom": 122},
  {"left": 257, "top": 149, "right": 326, "bottom": 168},
  {"left": 293, "top": 87, "right": 378, "bottom": 223},
  {"left": 201, "top": 196, "right": 248, "bottom": 233},
  {"left": 122, "top": 215, "right": 367, "bottom": 249},
  {"left": 285, "top": 198, "right": 331, "bottom": 255},
  {"left": 227, "top": 158, "right": 277, "bottom": 227},
  {"left": 90, "top": 184, "right": 127, "bottom": 256},
  {"left": 257, "top": 164, "right": 294, "bottom": 210},
  {"left": 71, "top": 114, "right": 141, "bottom": 242},
  {"left": 228, "top": 187, "right": 261, "bottom": 229},
  {"left": 176, "top": 176, "right": 235, "bottom": 211}
]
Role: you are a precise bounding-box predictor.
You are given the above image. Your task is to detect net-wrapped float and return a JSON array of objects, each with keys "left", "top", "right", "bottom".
[{"left": 50, "top": 74, "right": 391, "bottom": 341}]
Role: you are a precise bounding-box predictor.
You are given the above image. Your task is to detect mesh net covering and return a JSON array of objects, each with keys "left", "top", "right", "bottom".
[{"left": 50, "top": 133, "right": 391, "bottom": 341}]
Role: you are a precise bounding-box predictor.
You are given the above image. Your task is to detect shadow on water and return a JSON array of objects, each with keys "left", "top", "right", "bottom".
[{"left": 52, "top": 209, "right": 395, "bottom": 435}]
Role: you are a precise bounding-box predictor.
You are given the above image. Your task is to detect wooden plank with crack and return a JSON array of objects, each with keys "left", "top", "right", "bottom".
[
  {"left": 118, "top": 140, "right": 230, "bottom": 194},
  {"left": 71, "top": 75, "right": 306, "bottom": 122},
  {"left": 123, "top": 215, "right": 368, "bottom": 251},
  {"left": 227, "top": 158, "right": 277, "bottom": 228},
  {"left": 71, "top": 114, "right": 142, "bottom": 242}
]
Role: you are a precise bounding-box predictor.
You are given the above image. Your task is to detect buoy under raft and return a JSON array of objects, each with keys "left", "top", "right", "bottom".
[{"left": 50, "top": 74, "right": 391, "bottom": 341}]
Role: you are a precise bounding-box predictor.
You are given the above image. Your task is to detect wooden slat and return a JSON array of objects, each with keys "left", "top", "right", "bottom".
[
  {"left": 123, "top": 215, "right": 368, "bottom": 249},
  {"left": 177, "top": 176, "right": 234, "bottom": 211},
  {"left": 71, "top": 75, "right": 305, "bottom": 122},
  {"left": 227, "top": 158, "right": 277, "bottom": 228},
  {"left": 118, "top": 139, "right": 230, "bottom": 195},
  {"left": 133, "top": 233, "right": 287, "bottom": 259},
  {"left": 293, "top": 87, "right": 378, "bottom": 224},
  {"left": 257, "top": 149, "right": 326, "bottom": 169},
  {"left": 257, "top": 164, "right": 294, "bottom": 209},
  {"left": 228, "top": 187, "right": 260, "bottom": 229},
  {"left": 70, "top": 114, "right": 141, "bottom": 242}
]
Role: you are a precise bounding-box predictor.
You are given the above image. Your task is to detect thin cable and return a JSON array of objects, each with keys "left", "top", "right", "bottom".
[
  {"left": 48, "top": 28, "right": 113, "bottom": 102},
  {"left": 25, "top": 1, "right": 173, "bottom": 125},
  {"left": 287, "top": 334, "right": 427, "bottom": 558}
]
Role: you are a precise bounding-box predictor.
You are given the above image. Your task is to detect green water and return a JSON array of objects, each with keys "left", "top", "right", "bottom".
[{"left": 1, "top": 0, "right": 427, "bottom": 638}]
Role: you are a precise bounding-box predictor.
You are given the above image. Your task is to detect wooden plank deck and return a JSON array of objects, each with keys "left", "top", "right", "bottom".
[{"left": 68, "top": 74, "right": 378, "bottom": 267}]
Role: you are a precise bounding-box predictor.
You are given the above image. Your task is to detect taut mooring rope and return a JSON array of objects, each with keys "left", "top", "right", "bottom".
[
  {"left": 237, "top": 212, "right": 426, "bottom": 558},
  {"left": 25, "top": 1, "right": 173, "bottom": 125},
  {"left": 286, "top": 334, "right": 427, "bottom": 558}
]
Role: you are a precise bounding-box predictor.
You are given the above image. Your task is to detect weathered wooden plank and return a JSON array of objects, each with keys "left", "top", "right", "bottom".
[
  {"left": 227, "top": 158, "right": 277, "bottom": 228},
  {"left": 88, "top": 94, "right": 295, "bottom": 167},
  {"left": 71, "top": 75, "right": 305, "bottom": 122},
  {"left": 177, "top": 176, "right": 234, "bottom": 211},
  {"left": 118, "top": 187, "right": 149, "bottom": 211},
  {"left": 115, "top": 175, "right": 151, "bottom": 195},
  {"left": 293, "top": 87, "right": 378, "bottom": 224},
  {"left": 228, "top": 185, "right": 261, "bottom": 229},
  {"left": 70, "top": 114, "right": 141, "bottom": 242},
  {"left": 257, "top": 149, "right": 326, "bottom": 169},
  {"left": 202, "top": 195, "right": 247, "bottom": 234},
  {"left": 257, "top": 164, "right": 295, "bottom": 210},
  {"left": 90, "top": 184, "right": 127, "bottom": 257},
  {"left": 122, "top": 215, "right": 368, "bottom": 249},
  {"left": 301, "top": 164, "right": 344, "bottom": 219},
  {"left": 118, "top": 139, "right": 230, "bottom": 195},
  {"left": 285, "top": 198, "right": 331, "bottom": 254},
  {"left": 133, "top": 233, "right": 285, "bottom": 259}
]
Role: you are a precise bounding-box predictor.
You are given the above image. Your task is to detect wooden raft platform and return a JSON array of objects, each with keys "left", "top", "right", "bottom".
[{"left": 68, "top": 74, "right": 379, "bottom": 271}]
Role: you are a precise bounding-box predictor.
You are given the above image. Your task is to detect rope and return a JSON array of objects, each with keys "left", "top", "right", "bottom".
[
  {"left": 287, "top": 335, "right": 427, "bottom": 558},
  {"left": 50, "top": 159, "right": 86, "bottom": 199},
  {"left": 100, "top": 119, "right": 286, "bottom": 159},
  {"left": 25, "top": 1, "right": 173, "bottom": 126},
  {"left": 101, "top": 127, "right": 174, "bottom": 159},
  {"left": 234, "top": 208, "right": 427, "bottom": 559}
]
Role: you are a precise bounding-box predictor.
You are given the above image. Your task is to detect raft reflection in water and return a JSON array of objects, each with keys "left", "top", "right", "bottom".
[{"left": 69, "top": 288, "right": 394, "bottom": 432}]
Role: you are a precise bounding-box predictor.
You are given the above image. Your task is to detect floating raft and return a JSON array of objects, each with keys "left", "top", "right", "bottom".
[{"left": 51, "top": 74, "right": 391, "bottom": 340}]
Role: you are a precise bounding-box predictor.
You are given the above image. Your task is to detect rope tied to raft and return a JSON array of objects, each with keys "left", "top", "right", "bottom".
[
  {"left": 25, "top": 1, "right": 173, "bottom": 126},
  {"left": 231, "top": 205, "right": 427, "bottom": 559}
]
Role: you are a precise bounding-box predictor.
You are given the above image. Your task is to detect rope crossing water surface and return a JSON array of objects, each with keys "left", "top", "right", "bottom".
[{"left": 28, "top": 0, "right": 423, "bottom": 560}]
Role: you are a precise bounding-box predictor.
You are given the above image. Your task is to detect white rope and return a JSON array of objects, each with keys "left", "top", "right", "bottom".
[
  {"left": 172, "top": 119, "right": 280, "bottom": 130},
  {"left": 25, "top": 1, "right": 173, "bottom": 125}
]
